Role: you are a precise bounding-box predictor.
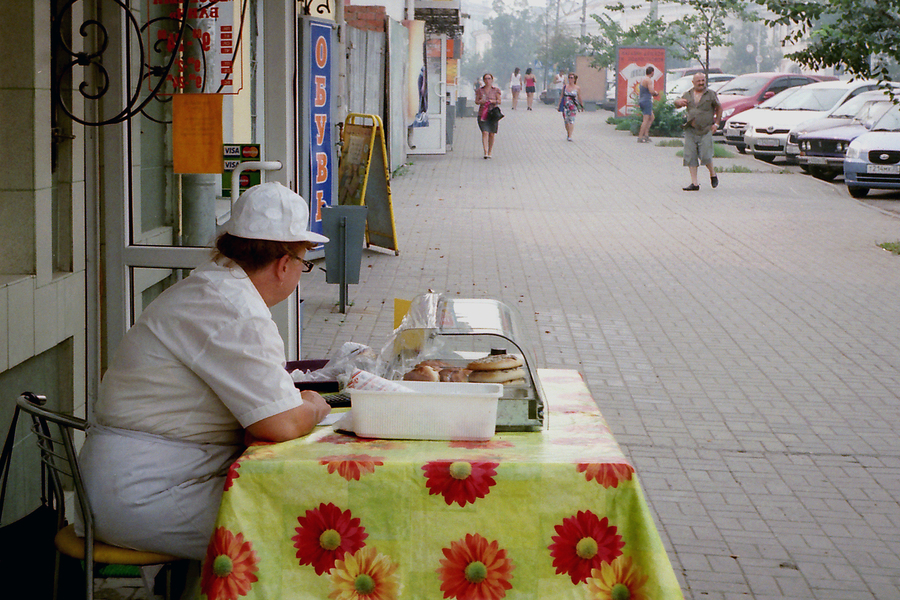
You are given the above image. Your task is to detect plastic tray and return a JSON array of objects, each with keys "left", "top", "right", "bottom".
[{"left": 349, "top": 381, "right": 502, "bottom": 441}]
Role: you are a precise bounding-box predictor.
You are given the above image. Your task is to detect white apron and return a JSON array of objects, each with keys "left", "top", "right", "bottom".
[{"left": 76, "top": 424, "right": 243, "bottom": 560}]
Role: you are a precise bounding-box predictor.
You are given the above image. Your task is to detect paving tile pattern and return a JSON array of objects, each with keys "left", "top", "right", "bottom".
[{"left": 299, "top": 103, "right": 900, "bottom": 600}]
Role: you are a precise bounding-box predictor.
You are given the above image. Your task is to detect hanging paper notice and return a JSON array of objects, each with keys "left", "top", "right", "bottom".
[{"left": 173, "top": 94, "right": 224, "bottom": 174}]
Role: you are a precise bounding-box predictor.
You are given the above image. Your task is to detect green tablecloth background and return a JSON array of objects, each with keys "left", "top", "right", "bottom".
[{"left": 200, "top": 369, "right": 683, "bottom": 600}]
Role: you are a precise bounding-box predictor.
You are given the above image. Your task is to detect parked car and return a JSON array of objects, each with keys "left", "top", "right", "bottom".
[
  {"left": 785, "top": 86, "right": 900, "bottom": 161},
  {"left": 742, "top": 80, "right": 883, "bottom": 162},
  {"left": 666, "top": 73, "right": 735, "bottom": 97},
  {"left": 843, "top": 105, "right": 900, "bottom": 198},
  {"left": 716, "top": 72, "right": 827, "bottom": 132},
  {"left": 796, "top": 94, "right": 897, "bottom": 180},
  {"left": 722, "top": 87, "right": 801, "bottom": 153},
  {"left": 667, "top": 66, "right": 724, "bottom": 80}
]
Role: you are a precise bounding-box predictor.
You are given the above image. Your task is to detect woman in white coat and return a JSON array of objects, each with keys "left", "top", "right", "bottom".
[{"left": 78, "top": 182, "right": 331, "bottom": 561}]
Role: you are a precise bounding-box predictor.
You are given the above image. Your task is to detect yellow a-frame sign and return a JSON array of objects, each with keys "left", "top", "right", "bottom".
[{"left": 337, "top": 113, "right": 399, "bottom": 254}]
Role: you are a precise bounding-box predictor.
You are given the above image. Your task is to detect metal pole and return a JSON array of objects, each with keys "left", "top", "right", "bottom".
[{"left": 339, "top": 216, "right": 348, "bottom": 313}]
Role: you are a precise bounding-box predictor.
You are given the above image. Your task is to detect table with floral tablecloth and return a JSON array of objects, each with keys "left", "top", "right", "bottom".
[{"left": 200, "top": 369, "right": 684, "bottom": 600}]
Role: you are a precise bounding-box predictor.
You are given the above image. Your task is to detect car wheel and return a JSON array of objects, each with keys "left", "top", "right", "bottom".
[
  {"left": 736, "top": 145, "right": 746, "bottom": 154},
  {"left": 755, "top": 155, "right": 776, "bottom": 163},
  {"left": 847, "top": 186, "right": 869, "bottom": 198},
  {"left": 810, "top": 167, "right": 837, "bottom": 182}
]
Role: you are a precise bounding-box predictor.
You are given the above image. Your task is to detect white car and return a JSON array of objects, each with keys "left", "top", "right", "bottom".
[
  {"left": 785, "top": 85, "right": 900, "bottom": 160},
  {"left": 743, "top": 80, "right": 883, "bottom": 162},
  {"left": 722, "top": 87, "right": 800, "bottom": 154},
  {"left": 666, "top": 73, "right": 735, "bottom": 98}
]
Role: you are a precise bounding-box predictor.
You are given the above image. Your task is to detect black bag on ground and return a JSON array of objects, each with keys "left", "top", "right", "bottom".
[{"left": 0, "top": 404, "right": 85, "bottom": 600}]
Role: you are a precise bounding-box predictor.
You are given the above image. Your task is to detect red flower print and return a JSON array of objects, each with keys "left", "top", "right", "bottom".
[
  {"left": 319, "top": 434, "right": 405, "bottom": 450},
  {"left": 587, "top": 555, "right": 650, "bottom": 600},
  {"left": 576, "top": 463, "right": 634, "bottom": 488},
  {"left": 437, "top": 533, "right": 514, "bottom": 600},
  {"left": 320, "top": 454, "right": 384, "bottom": 481},
  {"left": 422, "top": 460, "right": 499, "bottom": 507},
  {"left": 449, "top": 440, "right": 514, "bottom": 450},
  {"left": 292, "top": 502, "right": 368, "bottom": 575},
  {"left": 201, "top": 527, "right": 260, "bottom": 600},
  {"left": 224, "top": 459, "right": 242, "bottom": 492},
  {"left": 329, "top": 546, "right": 400, "bottom": 600},
  {"left": 548, "top": 511, "right": 624, "bottom": 584}
]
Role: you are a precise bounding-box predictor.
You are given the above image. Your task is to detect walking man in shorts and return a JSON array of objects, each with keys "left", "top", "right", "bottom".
[{"left": 674, "top": 73, "right": 723, "bottom": 191}]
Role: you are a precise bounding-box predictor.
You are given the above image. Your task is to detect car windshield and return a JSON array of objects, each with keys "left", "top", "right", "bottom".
[
  {"left": 717, "top": 75, "right": 770, "bottom": 96},
  {"left": 667, "top": 77, "right": 694, "bottom": 96},
  {"left": 759, "top": 87, "right": 799, "bottom": 108},
  {"left": 773, "top": 87, "right": 848, "bottom": 111},
  {"left": 854, "top": 101, "right": 893, "bottom": 127},
  {"left": 830, "top": 93, "right": 874, "bottom": 118},
  {"left": 872, "top": 105, "right": 900, "bottom": 132}
]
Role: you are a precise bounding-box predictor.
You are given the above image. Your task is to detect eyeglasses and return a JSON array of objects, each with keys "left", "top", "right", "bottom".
[{"left": 287, "top": 252, "right": 315, "bottom": 273}]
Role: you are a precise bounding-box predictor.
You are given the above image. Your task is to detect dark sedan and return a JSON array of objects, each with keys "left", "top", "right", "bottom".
[{"left": 797, "top": 97, "right": 896, "bottom": 180}]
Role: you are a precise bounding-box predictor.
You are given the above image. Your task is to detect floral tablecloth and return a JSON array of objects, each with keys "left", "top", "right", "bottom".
[{"left": 200, "top": 369, "right": 683, "bottom": 600}]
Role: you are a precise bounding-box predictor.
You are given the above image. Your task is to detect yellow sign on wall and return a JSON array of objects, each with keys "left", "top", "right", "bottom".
[{"left": 302, "top": 0, "right": 335, "bottom": 20}]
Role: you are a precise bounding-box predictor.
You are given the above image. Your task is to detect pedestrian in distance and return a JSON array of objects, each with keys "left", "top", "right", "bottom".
[
  {"left": 552, "top": 69, "right": 566, "bottom": 104},
  {"left": 509, "top": 67, "right": 522, "bottom": 110},
  {"left": 673, "top": 72, "right": 722, "bottom": 190},
  {"left": 524, "top": 67, "right": 537, "bottom": 110},
  {"left": 475, "top": 73, "right": 503, "bottom": 159},
  {"left": 634, "top": 66, "right": 660, "bottom": 143},
  {"left": 559, "top": 72, "right": 584, "bottom": 142}
]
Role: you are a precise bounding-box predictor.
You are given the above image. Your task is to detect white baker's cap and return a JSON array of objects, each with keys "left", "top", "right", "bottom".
[{"left": 222, "top": 182, "right": 329, "bottom": 244}]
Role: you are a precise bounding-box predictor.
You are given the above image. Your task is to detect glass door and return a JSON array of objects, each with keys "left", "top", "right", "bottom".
[
  {"left": 408, "top": 35, "right": 447, "bottom": 155},
  {"left": 100, "top": 1, "right": 304, "bottom": 360}
]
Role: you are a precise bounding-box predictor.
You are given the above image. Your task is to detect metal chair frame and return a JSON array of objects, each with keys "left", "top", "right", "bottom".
[{"left": 16, "top": 392, "right": 176, "bottom": 600}]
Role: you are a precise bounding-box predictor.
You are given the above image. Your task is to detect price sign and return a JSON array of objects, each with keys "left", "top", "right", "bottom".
[{"left": 147, "top": 0, "right": 243, "bottom": 95}]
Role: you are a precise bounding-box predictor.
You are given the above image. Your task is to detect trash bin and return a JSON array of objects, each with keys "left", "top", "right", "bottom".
[
  {"left": 457, "top": 97, "right": 467, "bottom": 117},
  {"left": 322, "top": 205, "right": 368, "bottom": 312}
]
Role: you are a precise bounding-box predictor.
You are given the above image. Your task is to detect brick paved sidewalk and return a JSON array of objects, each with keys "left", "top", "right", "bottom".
[{"left": 299, "top": 102, "right": 900, "bottom": 600}]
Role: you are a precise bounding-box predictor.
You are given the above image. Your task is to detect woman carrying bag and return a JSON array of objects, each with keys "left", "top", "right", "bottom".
[
  {"left": 475, "top": 73, "right": 503, "bottom": 159},
  {"left": 559, "top": 72, "right": 584, "bottom": 142}
]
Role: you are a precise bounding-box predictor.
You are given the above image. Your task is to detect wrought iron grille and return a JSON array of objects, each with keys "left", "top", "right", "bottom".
[{"left": 51, "top": 0, "right": 245, "bottom": 127}]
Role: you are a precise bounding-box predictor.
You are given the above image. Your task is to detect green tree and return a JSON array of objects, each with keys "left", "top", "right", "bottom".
[
  {"left": 661, "top": 0, "right": 757, "bottom": 72},
  {"left": 461, "top": 1, "right": 545, "bottom": 87},
  {"left": 721, "top": 21, "right": 781, "bottom": 74},
  {"left": 755, "top": 0, "right": 900, "bottom": 83},
  {"left": 583, "top": 0, "right": 755, "bottom": 74},
  {"left": 582, "top": 11, "right": 668, "bottom": 71}
]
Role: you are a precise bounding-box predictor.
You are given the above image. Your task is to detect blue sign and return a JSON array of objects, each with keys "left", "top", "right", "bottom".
[{"left": 308, "top": 21, "right": 332, "bottom": 241}]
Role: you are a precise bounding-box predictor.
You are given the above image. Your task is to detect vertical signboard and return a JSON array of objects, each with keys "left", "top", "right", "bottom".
[
  {"left": 615, "top": 47, "right": 666, "bottom": 117},
  {"left": 300, "top": 19, "right": 336, "bottom": 242}
]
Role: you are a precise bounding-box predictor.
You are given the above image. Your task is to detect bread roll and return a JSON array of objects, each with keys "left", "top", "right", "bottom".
[
  {"left": 403, "top": 365, "right": 440, "bottom": 382},
  {"left": 467, "top": 354, "right": 524, "bottom": 371}
]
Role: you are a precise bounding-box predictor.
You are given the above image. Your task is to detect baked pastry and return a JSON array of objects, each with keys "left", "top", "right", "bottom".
[
  {"left": 439, "top": 367, "right": 472, "bottom": 382},
  {"left": 467, "top": 367, "right": 526, "bottom": 383},
  {"left": 466, "top": 354, "right": 524, "bottom": 371},
  {"left": 417, "top": 359, "right": 453, "bottom": 369},
  {"left": 403, "top": 365, "right": 440, "bottom": 382}
]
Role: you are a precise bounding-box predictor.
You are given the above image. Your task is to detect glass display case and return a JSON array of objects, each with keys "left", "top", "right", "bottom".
[{"left": 378, "top": 293, "right": 546, "bottom": 431}]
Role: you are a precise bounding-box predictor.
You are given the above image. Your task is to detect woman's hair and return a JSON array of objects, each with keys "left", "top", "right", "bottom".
[
  {"left": 213, "top": 233, "right": 316, "bottom": 274},
  {"left": 514, "top": 67, "right": 520, "bottom": 75},
  {"left": 646, "top": 66, "right": 655, "bottom": 75},
  {"left": 482, "top": 73, "right": 494, "bottom": 84},
  {"left": 525, "top": 67, "right": 532, "bottom": 75}
]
